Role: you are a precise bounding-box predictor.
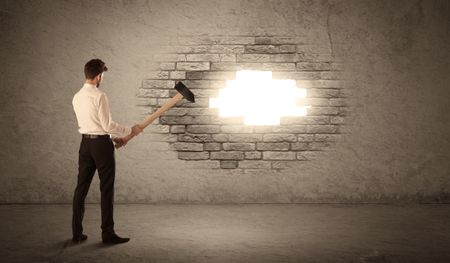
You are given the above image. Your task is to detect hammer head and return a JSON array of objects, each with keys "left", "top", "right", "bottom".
[{"left": 175, "top": 81, "right": 195, "bottom": 103}]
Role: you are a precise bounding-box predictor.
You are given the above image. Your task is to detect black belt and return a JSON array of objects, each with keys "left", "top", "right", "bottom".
[{"left": 82, "top": 134, "right": 110, "bottom": 139}]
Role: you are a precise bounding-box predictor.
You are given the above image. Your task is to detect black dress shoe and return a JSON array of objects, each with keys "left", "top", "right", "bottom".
[
  {"left": 102, "top": 233, "right": 130, "bottom": 244},
  {"left": 72, "top": 234, "right": 88, "bottom": 243}
]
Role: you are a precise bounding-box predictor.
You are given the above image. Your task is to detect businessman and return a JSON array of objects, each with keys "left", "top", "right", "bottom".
[{"left": 71, "top": 59, "right": 142, "bottom": 244}]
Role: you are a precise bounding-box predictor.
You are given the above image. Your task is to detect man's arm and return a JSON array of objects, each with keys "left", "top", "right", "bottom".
[
  {"left": 97, "top": 93, "right": 143, "bottom": 148},
  {"left": 97, "top": 93, "right": 132, "bottom": 137}
]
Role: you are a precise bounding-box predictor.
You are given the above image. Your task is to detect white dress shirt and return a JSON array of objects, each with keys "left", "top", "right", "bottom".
[{"left": 72, "top": 83, "right": 131, "bottom": 137}]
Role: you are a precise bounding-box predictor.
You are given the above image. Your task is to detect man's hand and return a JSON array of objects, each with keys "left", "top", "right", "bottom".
[
  {"left": 131, "top": 124, "right": 143, "bottom": 136},
  {"left": 113, "top": 137, "right": 127, "bottom": 149}
]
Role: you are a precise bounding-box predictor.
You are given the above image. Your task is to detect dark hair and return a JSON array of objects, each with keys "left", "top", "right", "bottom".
[{"left": 84, "top": 59, "right": 108, "bottom": 79}]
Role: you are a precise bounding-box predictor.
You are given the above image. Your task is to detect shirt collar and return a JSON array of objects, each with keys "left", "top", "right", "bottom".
[{"left": 83, "top": 83, "right": 97, "bottom": 89}]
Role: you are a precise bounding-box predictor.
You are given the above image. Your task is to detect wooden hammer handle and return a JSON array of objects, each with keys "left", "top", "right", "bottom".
[
  {"left": 120, "top": 93, "right": 184, "bottom": 145},
  {"left": 138, "top": 93, "right": 183, "bottom": 129}
]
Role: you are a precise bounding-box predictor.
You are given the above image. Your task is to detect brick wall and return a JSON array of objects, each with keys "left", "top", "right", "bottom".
[{"left": 136, "top": 35, "right": 348, "bottom": 171}]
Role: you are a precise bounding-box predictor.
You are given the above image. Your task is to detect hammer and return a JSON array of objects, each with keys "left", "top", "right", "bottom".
[{"left": 115, "top": 81, "right": 195, "bottom": 148}]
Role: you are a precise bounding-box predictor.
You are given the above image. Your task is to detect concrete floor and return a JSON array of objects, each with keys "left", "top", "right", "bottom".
[{"left": 0, "top": 204, "right": 449, "bottom": 263}]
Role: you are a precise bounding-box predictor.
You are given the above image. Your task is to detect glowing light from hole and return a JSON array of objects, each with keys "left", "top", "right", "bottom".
[{"left": 209, "top": 70, "right": 310, "bottom": 125}]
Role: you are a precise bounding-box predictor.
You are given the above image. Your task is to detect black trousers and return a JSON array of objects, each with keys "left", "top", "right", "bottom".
[{"left": 72, "top": 135, "right": 115, "bottom": 238}]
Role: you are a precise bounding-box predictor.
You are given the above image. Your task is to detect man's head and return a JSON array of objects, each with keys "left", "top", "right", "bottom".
[{"left": 84, "top": 59, "right": 108, "bottom": 87}]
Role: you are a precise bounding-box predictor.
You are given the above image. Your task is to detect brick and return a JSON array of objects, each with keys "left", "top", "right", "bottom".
[
  {"left": 164, "top": 108, "right": 188, "bottom": 116},
  {"left": 182, "top": 80, "right": 210, "bottom": 88},
  {"left": 211, "top": 62, "right": 295, "bottom": 71},
  {"left": 279, "top": 45, "right": 296, "bottom": 53},
  {"left": 136, "top": 89, "right": 170, "bottom": 98},
  {"left": 296, "top": 44, "right": 330, "bottom": 54},
  {"left": 146, "top": 71, "right": 169, "bottom": 79},
  {"left": 216, "top": 36, "right": 254, "bottom": 45},
  {"left": 212, "top": 134, "right": 228, "bottom": 142},
  {"left": 270, "top": 37, "right": 301, "bottom": 44},
  {"left": 291, "top": 142, "right": 309, "bottom": 151},
  {"left": 220, "top": 160, "right": 238, "bottom": 169},
  {"left": 315, "top": 134, "right": 341, "bottom": 142},
  {"left": 237, "top": 54, "right": 271, "bottom": 62},
  {"left": 186, "top": 71, "right": 203, "bottom": 79},
  {"left": 302, "top": 53, "right": 333, "bottom": 62},
  {"left": 186, "top": 125, "right": 220, "bottom": 134},
  {"left": 308, "top": 88, "right": 340, "bottom": 98},
  {"left": 186, "top": 108, "right": 219, "bottom": 116},
  {"left": 136, "top": 98, "right": 158, "bottom": 107},
  {"left": 264, "top": 126, "right": 306, "bottom": 133},
  {"left": 253, "top": 126, "right": 274, "bottom": 133},
  {"left": 211, "top": 151, "right": 244, "bottom": 160},
  {"left": 221, "top": 125, "right": 254, "bottom": 133},
  {"left": 223, "top": 143, "right": 255, "bottom": 151},
  {"left": 244, "top": 151, "right": 262, "bottom": 159},
  {"left": 210, "top": 63, "right": 245, "bottom": 71},
  {"left": 297, "top": 134, "right": 315, "bottom": 142},
  {"left": 262, "top": 151, "right": 296, "bottom": 160},
  {"left": 329, "top": 98, "right": 347, "bottom": 107},
  {"left": 178, "top": 151, "right": 209, "bottom": 160},
  {"left": 256, "top": 142, "right": 289, "bottom": 151},
  {"left": 330, "top": 116, "right": 344, "bottom": 124},
  {"left": 170, "top": 125, "right": 185, "bottom": 133},
  {"left": 176, "top": 62, "right": 210, "bottom": 71},
  {"left": 178, "top": 133, "right": 213, "bottom": 142},
  {"left": 238, "top": 160, "right": 271, "bottom": 169},
  {"left": 204, "top": 143, "right": 221, "bottom": 151},
  {"left": 306, "top": 125, "right": 338, "bottom": 133},
  {"left": 296, "top": 62, "right": 331, "bottom": 71},
  {"left": 236, "top": 54, "right": 299, "bottom": 63},
  {"left": 307, "top": 107, "right": 340, "bottom": 115},
  {"left": 171, "top": 142, "right": 203, "bottom": 151},
  {"left": 186, "top": 54, "right": 220, "bottom": 62},
  {"left": 219, "top": 54, "right": 236, "bottom": 62},
  {"left": 244, "top": 45, "right": 279, "bottom": 53},
  {"left": 296, "top": 80, "right": 344, "bottom": 88},
  {"left": 146, "top": 125, "right": 170, "bottom": 133},
  {"left": 321, "top": 72, "right": 347, "bottom": 80},
  {"left": 262, "top": 134, "right": 296, "bottom": 142},
  {"left": 272, "top": 72, "right": 321, "bottom": 80},
  {"left": 228, "top": 134, "right": 262, "bottom": 142},
  {"left": 309, "top": 142, "right": 332, "bottom": 150},
  {"left": 252, "top": 63, "right": 296, "bottom": 71},
  {"left": 181, "top": 89, "right": 217, "bottom": 98},
  {"left": 159, "top": 62, "right": 175, "bottom": 70},
  {"left": 142, "top": 80, "right": 174, "bottom": 89},
  {"left": 280, "top": 117, "right": 328, "bottom": 125},
  {"left": 272, "top": 54, "right": 299, "bottom": 62},
  {"left": 160, "top": 116, "right": 220, "bottom": 125},
  {"left": 169, "top": 71, "right": 186, "bottom": 79},
  {"left": 306, "top": 98, "right": 329, "bottom": 106},
  {"left": 254, "top": 36, "right": 271, "bottom": 44}
]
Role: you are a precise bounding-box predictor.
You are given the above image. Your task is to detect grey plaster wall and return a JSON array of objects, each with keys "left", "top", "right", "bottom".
[{"left": 0, "top": 0, "right": 449, "bottom": 203}]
